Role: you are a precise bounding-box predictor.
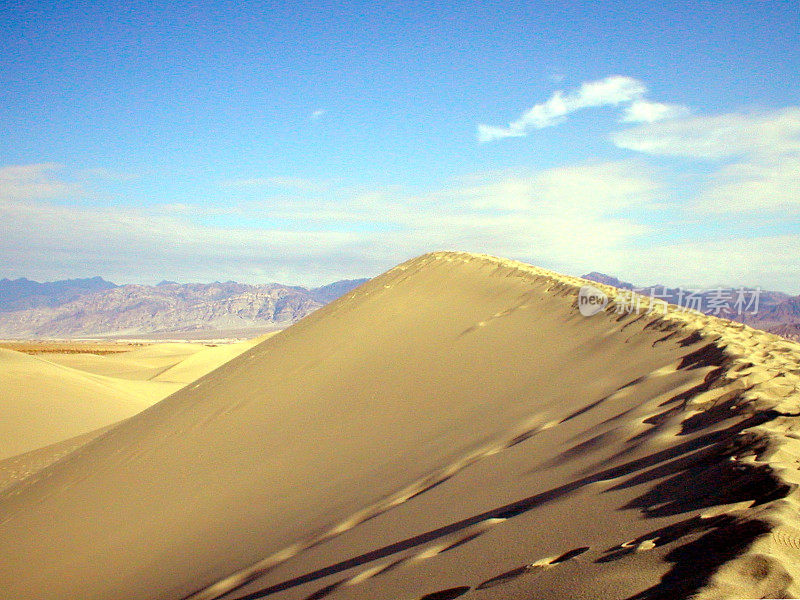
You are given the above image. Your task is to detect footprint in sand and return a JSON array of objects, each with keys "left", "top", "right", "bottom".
[
  {"left": 772, "top": 526, "right": 800, "bottom": 551},
  {"left": 303, "top": 581, "right": 343, "bottom": 599},
  {"left": 302, "top": 517, "right": 507, "bottom": 598},
  {"left": 598, "top": 537, "right": 659, "bottom": 563},
  {"left": 410, "top": 519, "right": 506, "bottom": 562},
  {"left": 475, "top": 546, "right": 590, "bottom": 590},
  {"left": 550, "top": 546, "right": 592, "bottom": 563},
  {"left": 635, "top": 539, "right": 657, "bottom": 552},
  {"left": 418, "top": 587, "right": 471, "bottom": 600},
  {"left": 504, "top": 421, "right": 558, "bottom": 449},
  {"left": 476, "top": 564, "right": 536, "bottom": 590}
]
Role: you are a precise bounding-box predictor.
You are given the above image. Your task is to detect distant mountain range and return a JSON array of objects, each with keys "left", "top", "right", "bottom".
[
  {"left": 0, "top": 277, "right": 368, "bottom": 338},
  {"left": 581, "top": 272, "right": 800, "bottom": 340},
  {"left": 0, "top": 276, "right": 117, "bottom": 312},
  {"left": 2, "top": 270, "right": 797, "bottom": 340}
]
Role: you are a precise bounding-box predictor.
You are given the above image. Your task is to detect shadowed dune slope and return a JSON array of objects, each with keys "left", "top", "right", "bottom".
[
  {"left": 1, "top": 252, "right": 799, "bottom": 600},
  {"left": 0, "top": 424, "right": 118, "bottom": 494}
]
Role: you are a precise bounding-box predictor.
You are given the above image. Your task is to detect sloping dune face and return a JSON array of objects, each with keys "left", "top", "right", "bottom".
[
  {"left": 41, "top": 343, "right": 210, "bottom": 380},
  {"left": 0, "top": 340, "right": 261, "bottom": 491},
  {"left": 0, "top": 348, "right": 157, "bottom": 460},
  {"left": 152, "top": 338, "right": 266, "bottom": 385},
  {"left": 1, "top": 252, "right": 799, "bottom": 600}
]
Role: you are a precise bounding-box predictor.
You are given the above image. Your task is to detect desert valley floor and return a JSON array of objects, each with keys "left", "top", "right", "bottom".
[{"left": 1, "top": 252, "right": 799, "bottom": 600}]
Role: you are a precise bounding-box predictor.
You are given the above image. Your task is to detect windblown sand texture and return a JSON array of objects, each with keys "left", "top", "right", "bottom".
[{"left": 1, "top": 252, "right": 798, "bottom": 600}]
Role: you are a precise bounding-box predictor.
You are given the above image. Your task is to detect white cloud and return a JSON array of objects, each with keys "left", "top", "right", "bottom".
[
  {"left": 310, "top": 109, "right": 326, "bottom": 121},
  {"left": 478, "top": 76, "right": 687, "bottom": 142},
  {"left": 3, "top": 159, "right": 798, "bottom": 292},
  {"left": 612, "top": 107, "right": 800, "bottom": 214},
  {"left": 0, "top": 196, "right": 363, "bottom": 285},
  {"left": 450, "top": 163, "right": 657, "bottom": 265},
  {"left": 621, "top": 100, "right": 690, "bottom": 123},
  {"left": 612, "top": 234, "right": 800, "bottom": 294},
  {"left": 477, "top": 124, "right": 528, "bottom": 143},
  {"left": 0, "top": 164, "right": 80, "bottom": 201},
  {"left": 577, "top": 76, "right": 647, "bottom": 107},
  {"left": 220, "top": 176, "right": 324, "bottom": 192},
  {"left": 533, "top": 162, "right": 659, "bottom": 213},
  {"left": 248, "top": 161, "right": 658, "bottom": 228},
  {"left": 612, "top": 107, "right": 800, "bottom": 159},
  {"left": 0, "top": 161, "right": 658, "bottom": 284},
  {"left": 695, "top": 154, "right": 800, "bottom": 212}
]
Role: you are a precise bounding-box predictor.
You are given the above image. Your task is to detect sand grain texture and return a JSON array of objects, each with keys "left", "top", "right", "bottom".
[{"left": 1, "top": 252, "right": 798, "bottom": 600}]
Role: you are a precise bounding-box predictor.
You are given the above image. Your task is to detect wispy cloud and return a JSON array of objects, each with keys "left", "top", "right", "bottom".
[
  {"left": 478, "top": 76, "right": 688, "bottom": 142},
  {"left": 621, "top": 100, "right": 690, "bottom": 124},
  {"left": 0, "top": 196, "right": 361, "bottom": 285},
  {"left": 2, "top": 155, "right": 798, "bottom": 292},
  {"left": 0, "top": 163, "right": 81, "bottom": 201},
  {"left": 611, "top": 234, "right": 800, "bottom": 293},
  {"left": 612, "top": 107, "right": 800, "bottom": 159},
  {"left": 310, "top": 109, "right": 326, "bottom": 121},
  {"left": 0, "top": 161, "right": 661, "bottom": 284},
  {"left": 695, "top": 154, "right": 800, "bottom": 213},
  {"left": 220, "top": 176, "right": 325, "bottom": 192},
  {"left": 612, "top": 107, "right": 800, "bottom": 212},
  {"left": 78, "top": 167, "right": 141, "bottom": 182}
]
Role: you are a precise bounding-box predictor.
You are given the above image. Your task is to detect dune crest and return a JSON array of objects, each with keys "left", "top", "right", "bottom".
[{"left": 1, "top": 252, "right": 798, "bottom": 600}]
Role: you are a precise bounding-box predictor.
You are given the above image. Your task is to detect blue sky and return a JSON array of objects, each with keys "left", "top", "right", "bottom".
[{"left": 2, "top": 0, "right": 799, "bottom": 290}]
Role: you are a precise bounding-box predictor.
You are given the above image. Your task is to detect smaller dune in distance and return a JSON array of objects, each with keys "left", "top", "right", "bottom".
[
  {"left": 0, "top": 251, "right": 799, "bottom": 600},
  {"left": 0, "top": 337, "right": 267, "bottom": 490}
]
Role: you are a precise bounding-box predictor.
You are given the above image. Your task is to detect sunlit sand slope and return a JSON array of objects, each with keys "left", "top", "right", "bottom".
[
  {"left": 42, "top": 342, "right": 209, "bottom": 380},
  {"left": 0, "top": 340, "right": 260, "bottom": 465},
  {"left": 1, "top": 252, "right": 798, "bottom": 600},
  {"left": 0, "top": 348, "right": 158, "bottom": 459},
  {"left": 153, "top": 337, "right": 267, "bottom": 384}
]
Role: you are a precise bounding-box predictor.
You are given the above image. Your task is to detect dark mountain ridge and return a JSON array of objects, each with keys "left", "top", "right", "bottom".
[
  {"left": 0, "top": 276, "right": 117, "bottom": 312},
  {"left": 0, "top": 277, "right": 369, "bottom": 338}
]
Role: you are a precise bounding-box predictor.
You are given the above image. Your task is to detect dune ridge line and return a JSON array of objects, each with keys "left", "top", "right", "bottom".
[
  {"left": 1, "top": 251, "right": 799, "bottom": 600},
  {"left": 183, "top": 251, "right": 800, "bottom": 600}
]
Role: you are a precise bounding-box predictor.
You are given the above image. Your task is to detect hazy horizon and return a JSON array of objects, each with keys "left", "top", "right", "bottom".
[{"left": 1, "top": 260, "right": 797, "bottom": 296}]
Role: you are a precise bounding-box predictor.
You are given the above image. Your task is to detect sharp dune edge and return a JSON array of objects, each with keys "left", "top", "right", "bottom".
[{"left": 1, "top": 251, "right": 799, "bottom": 600}]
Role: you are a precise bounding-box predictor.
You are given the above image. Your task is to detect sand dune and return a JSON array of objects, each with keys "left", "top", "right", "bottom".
[
  {"left": 153, "top": 337, "right": 270, "bottom": 384},
  {"left": 0, "top": 348, "right": 158, "bottom": 460},
  {"left": 0, "top": 424, "right": 117, "bottom": 494},
  {"left": 42, "top": 342, "right": 210, "bottom": 379},
  {"left": 0, "top": 340, "right": 259, "bottom": 463},
  {"left": 1, "top": 252, "right": 798, "bottom": 600}
]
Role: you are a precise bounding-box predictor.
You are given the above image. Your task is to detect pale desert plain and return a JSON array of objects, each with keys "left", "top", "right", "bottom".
[{"left": 1, "top": 252, "right": 800, "bottom": 600}]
